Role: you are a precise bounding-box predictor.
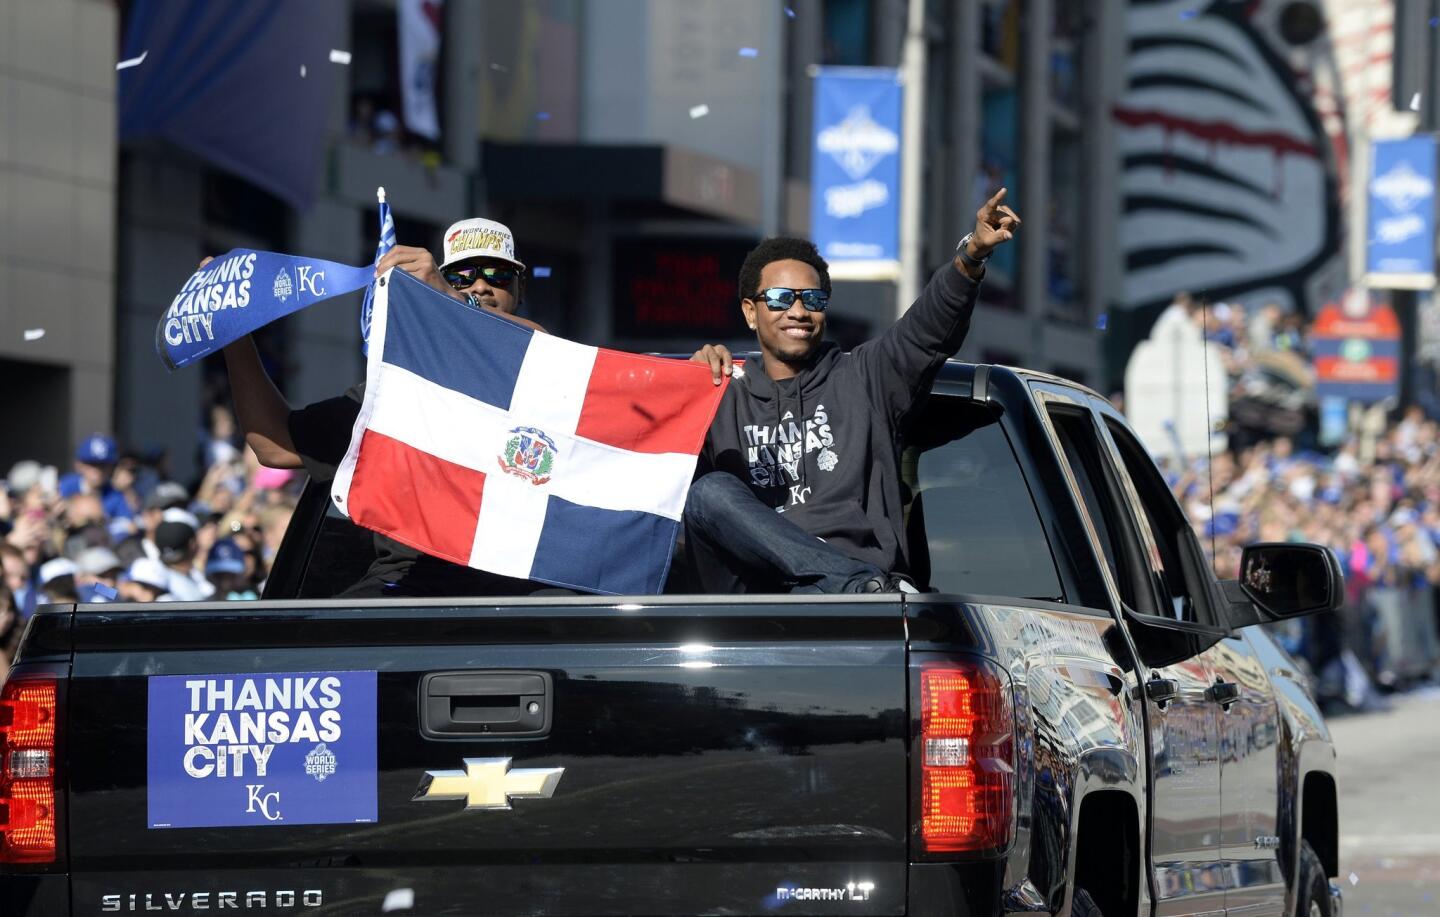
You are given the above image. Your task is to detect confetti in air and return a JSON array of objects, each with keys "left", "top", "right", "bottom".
[
  {"left": 785, "top": 6, "right": 796, "bottom": 17},
  {"left": 1410, "top": 93, "right": 1422, "bottom": 111},
  {"left": 536, "top": 111, "right": 551, "bottom": 121},
  {"left": 299, "top": 64, "right": 307, "bottom": 78},
  {"left": 533, "top": 266, "right": 553, "bottom": 278},
  {"left": 115, "top": 50, "right": 148, "bottom": 71},
  {"left": 1179, "top": 8, "right": 1199, "bottom": 19},
  {"left": 23, "top": 329, "right": 45, "bottom": 342},
  {"left": 382, "top": 888, "right": 415, "bottom": 912},
  {"left": 1348, "top": 873, "right": 1358, "bottom": 886},
  {"left": 738, "top": 47, "right": 759, "bottom": 58},
  {"left": 689, "top": 104, "right": 710, "bottom": 119},
  {"left": 1095, "top": 313, "right": 1108, "bottom": 331},
  {"left": 490, "top": 62, "right": 509, "bottom": 72},
  {"left": 329, "top": 49, "right": 352, "bottom": 65}
]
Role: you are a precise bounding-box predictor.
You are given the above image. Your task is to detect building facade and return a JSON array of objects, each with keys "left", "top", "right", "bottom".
[
  {"left": 0, "top": 0, "right": 118, "bottom": 473},
  {"left": 11, "top": 0, "right": 1434, "bottom": 477}
]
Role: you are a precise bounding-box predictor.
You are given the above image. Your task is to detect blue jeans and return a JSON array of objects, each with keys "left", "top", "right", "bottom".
[{"left": 680, "top": 472, "right": 885, "bottom": 594}]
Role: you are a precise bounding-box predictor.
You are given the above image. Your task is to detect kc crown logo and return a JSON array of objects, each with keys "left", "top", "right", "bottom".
[
  {"left": 295, "top": 265, "right": 326, "bottom": 297},
  {"left": 498, "top": 427, "right": 556, "bottom": 485},
  {"left": 817, "top": 105, "right": 899, "bottom": 181},
  {"left": 245, "top": 784, "right": 282, "bottom": 821}
]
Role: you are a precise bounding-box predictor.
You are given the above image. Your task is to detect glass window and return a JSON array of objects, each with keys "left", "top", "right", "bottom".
[
  {"left": 977, "top": 0, "right": 1022, "bottom": 310},
  {"left": 822, "top": 0, "right": 873, "bottom": 65},
  {"left": 1047, "top": 1, "right": 1086, "bottom": 322},
  {"left": 1103, "top": 419, "right": 1219, "bottom": 627},
  {"left": 1046, "top": 407, "right": 1132, "bottom": 608},
  {"left": 901, "top": 397, "right": 1063, "bottom": 600},
  {"left": 297, "top": 501, "right": 378, "bottom": 600}
]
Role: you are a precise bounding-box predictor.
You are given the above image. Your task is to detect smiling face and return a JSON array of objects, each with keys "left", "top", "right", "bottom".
[{"left": 741, "top": 259, "right": 828, "bottom": 379}]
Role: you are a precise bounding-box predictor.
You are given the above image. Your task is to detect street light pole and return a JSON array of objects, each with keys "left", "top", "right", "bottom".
[{"left": 897, "top": 0, "right": 927, "bottom": 318}]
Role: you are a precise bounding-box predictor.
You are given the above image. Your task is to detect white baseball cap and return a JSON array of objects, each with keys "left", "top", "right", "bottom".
[
  {"left": 126, "top": 557, "right": 171, "bottom": 592},
  {"left": 439, "top": 218, "right": 526, "bottom": 271},
  {"left": 39, "top": 558, "right": 79, "bottom": 586}
]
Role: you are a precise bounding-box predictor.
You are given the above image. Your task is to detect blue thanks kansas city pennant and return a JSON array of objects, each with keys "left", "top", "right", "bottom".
[{"left": 156, "top": 249, "right": 377, "bottom": 371}]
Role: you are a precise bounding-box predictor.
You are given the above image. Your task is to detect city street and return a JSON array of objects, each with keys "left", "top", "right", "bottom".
[{"left": 1332, "top": 689, "right": 1440, "bottom": 916}]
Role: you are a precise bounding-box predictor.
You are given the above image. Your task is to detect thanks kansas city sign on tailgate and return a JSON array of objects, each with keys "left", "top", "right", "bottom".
[{"left": 147, "top": 671, "right": 377, "bottom": 829}]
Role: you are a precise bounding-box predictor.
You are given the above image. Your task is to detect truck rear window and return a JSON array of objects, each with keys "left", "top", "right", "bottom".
[
  {"left": 901, "top": 396, "right": 1064, "bottom": 601},
  {"left": 285, "top": 396, "right": 1062, "bottom": 602}
]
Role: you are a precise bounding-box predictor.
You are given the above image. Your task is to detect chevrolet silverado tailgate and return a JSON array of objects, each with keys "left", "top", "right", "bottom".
[{"left": 65, "top": 596, "right": 908, "bottom": 915}]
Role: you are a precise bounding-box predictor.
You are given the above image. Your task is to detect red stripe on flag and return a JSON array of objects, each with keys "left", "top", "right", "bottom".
[
  {"left": 575, "top": 349, "right": 726, "bottom": 455},
  {"left": 347, "top": 429, "right": 485, "bottom": 567}
]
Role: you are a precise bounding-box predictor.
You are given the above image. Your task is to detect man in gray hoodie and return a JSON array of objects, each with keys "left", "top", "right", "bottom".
[{"left": 683, "top": 189, "right": 1021, "bottom": 594}]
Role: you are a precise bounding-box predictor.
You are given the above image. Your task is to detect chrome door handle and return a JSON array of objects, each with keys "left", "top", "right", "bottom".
[
  {"left": 1207, "top": 680, "right": 1240, "bottom": 708},
  {"left": 1145, "top": 677, "right": 1179, "bottom": 707}
]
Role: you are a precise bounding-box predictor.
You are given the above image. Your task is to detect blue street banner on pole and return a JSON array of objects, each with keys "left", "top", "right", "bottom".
[
  {"left": 811, "top": 67, "right": 903, "bottom": 278},
  {"left": 156, "top": 250, "right": 376, "bottom": 371},
  {"left": 1367, "top": 135, "right": 1437, "bottom": 289}
]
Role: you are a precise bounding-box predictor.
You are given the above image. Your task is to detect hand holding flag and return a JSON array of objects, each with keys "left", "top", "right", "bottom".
[{"left": 360, "top": 187, "right": 397, "bottom": 355}]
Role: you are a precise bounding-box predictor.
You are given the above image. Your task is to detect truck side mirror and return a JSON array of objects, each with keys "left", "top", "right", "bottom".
[{"left": 1233, "top": 542, "right": 1344, "bottom": 622}]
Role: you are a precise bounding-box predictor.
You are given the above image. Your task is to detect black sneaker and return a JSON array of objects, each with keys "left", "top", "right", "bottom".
[{"left": 853, "top": 574, "right": 919, "bottom": 594}]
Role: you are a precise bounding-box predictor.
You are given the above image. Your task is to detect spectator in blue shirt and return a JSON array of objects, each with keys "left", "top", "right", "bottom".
[{"left": 58, "top": 435, "right": 136, "bottom": 520}]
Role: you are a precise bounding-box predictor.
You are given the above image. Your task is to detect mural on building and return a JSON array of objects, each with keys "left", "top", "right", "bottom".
[{"left": 1116, "top": 0, "right": 1368, "bottom": 316}]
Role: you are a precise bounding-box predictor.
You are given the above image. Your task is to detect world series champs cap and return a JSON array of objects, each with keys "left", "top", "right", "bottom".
[{"left": 439, "top": 218, "right": 526, "bottom": 272}]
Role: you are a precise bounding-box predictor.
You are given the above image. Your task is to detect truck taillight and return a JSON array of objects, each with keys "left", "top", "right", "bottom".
[
  {"left": 917, "top": 660, "right": 1014, "bottom": 854},
  {"left": 0, "top": 675, "right": 57, "bottom": 864}
]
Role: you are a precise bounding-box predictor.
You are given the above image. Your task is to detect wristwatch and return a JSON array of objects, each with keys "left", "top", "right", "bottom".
[{"left": 956, "top": 233, "right": 989, "bottom": 271}]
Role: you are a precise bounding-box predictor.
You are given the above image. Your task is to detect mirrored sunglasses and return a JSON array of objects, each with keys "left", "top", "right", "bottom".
[
  {"left": 443, "top": 264, "right": 520, "bottom": 291},
  {"left": 756, "top": 287, "right": 829, "bottom": 312}
]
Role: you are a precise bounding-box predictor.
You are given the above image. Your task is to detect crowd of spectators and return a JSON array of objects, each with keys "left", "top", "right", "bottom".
[
  {"left": 0, "top": 409, "right": 298, "bottom": 678},
  {"left": 6, "top": 298, "right": 1440, "bottom": 708},
  {"left": 1158, "top": 291, "right": 1440, "bottom": 712}
]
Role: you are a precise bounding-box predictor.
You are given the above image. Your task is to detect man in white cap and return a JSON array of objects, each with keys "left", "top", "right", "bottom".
[
  {"left": 221, "top": 217, "right": 540, "bottom": 474},
  {"left": 37, "top": 558, "right": 80, "bottom": 604},
  {"left": 374, "top": 217, "right": 530, "bottom": 320},
  {"left": 220, "top": 218, "right": 556, "bottom": 599},
  {"left": 121, "top": 557, "right": 172, "bottom": 603},
  {"left": 76, "top": 546, "right": 124, "bottom": 602}
]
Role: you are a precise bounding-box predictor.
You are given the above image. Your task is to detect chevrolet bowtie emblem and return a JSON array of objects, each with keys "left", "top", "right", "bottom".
[{"left": 412, "top": 757, "right": 564, "bottom": 810}]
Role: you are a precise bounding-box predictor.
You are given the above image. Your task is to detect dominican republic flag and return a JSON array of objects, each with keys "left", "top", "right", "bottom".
[
  {"left": 360, "top": 188, "right": 396, "bottom": 356},
  {"left": 331, "top": 269, "right": 728, "bottom": 595}
]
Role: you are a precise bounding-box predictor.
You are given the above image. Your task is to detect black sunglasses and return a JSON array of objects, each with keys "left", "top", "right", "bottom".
[
  {"left": 443, "top": 264, "right": 521, "bottom": 291},
  {"left": 754, "top": 287, "right": 829, "bottom": 312}
]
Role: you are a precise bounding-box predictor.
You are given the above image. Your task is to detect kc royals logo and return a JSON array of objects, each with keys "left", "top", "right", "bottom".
[
  {"left": 304, "top": 743, "right": 337, "bottom": 783},
  {"left": 273, "top": 269, "right": 293, "bottom": 303},
  {"left": 498, "top": 427, "right": 556, "bottom": 485}
]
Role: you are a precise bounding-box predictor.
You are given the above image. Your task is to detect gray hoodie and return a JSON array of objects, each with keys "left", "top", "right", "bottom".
[{"left": 698, "top": 263, "right": 981, "bottom": 574}]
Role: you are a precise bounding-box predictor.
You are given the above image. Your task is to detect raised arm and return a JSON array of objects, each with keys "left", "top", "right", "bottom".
[
  {"left": 854, "top": 188, "right": 1021, "bottom": 419},
  {"left": 223, "top": 335, "right": 302, "bottom": 469}
]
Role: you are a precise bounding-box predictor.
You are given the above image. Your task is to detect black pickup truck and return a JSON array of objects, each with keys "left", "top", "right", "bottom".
[{"left": 1, "top": 362, "right": 1345, "bottom": 917}]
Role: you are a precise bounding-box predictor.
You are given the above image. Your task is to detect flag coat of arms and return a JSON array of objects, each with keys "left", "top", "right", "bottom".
[{"left": 331, "top": 269, "right": 727, "bottom": 595}]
